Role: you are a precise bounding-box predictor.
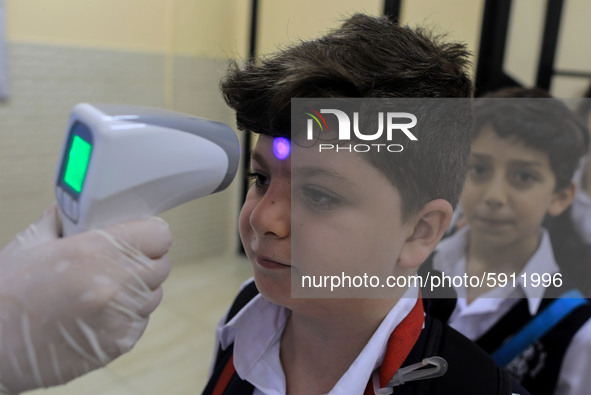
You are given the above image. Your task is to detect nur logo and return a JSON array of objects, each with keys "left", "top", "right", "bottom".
[
  {"left": 304, "top": 109, "right": 329, "bottom": 136},
  {"left": 304, "top": 108, "right": 418, "bottom": 153}
]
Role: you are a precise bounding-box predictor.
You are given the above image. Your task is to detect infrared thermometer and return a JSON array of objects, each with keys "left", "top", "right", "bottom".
[{"left": 55, "top": 103, "right": 240, "bottom": 236}]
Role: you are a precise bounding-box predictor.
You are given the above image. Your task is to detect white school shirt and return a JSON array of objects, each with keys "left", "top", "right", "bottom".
[
  {"left": 572, "top": 155, "right": 591, "bottom": 245},
  {"left": 214, "top": 282, "right": 418, "bottom": 395},
  {"left": 433, "top": 226, "right": 591, "bottom": 395}
]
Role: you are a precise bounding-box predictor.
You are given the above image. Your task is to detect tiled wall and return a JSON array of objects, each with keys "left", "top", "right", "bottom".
[{"left": 0, "top": 41, "right": 241, "bottom": 265}]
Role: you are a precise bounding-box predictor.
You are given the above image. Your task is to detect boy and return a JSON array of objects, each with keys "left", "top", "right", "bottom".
[
  {"left": 429, "top": 89, "right": 591, "bottom": 394},
  {"left": 204, "top": 14, "right": 526, "bottom": 394},
  {"left": 572, "top": 82, "right": 591, "bottom": 245}
]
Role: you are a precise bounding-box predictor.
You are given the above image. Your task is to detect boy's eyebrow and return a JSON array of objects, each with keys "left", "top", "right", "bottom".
[
  {"left": 250, "top": 151, "right": 268, "bottom": 168},
  {"left": 292, "top": 166, "right": 354, "bottom": 185},
  {"left": 508, "top": 159, "right": 544, "bottom": 167},
  {"left": 470, "top": 153, "right": 491, "bottom": 161},
  {"left": 250, "top": 150, "right": 355, "bottom": 185},
  {"left": 471, "top": 152, "right": 543, "bottom": 167},
  {"left": 250, "top": 150, "right": 291, "bottom": 176}
]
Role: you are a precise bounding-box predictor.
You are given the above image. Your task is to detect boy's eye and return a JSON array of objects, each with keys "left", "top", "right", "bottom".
[
  {"left": 300, "top": 186, "right": 343, "bottom": 211},
  {"left": 247, "top": 172, "right": 270, "bottom": 190},
  {"left": 470, "top": 164, "right": 486, "bottom": 174},
  {"left": 511, "top": 171, "right": 536, "bottom": 184},
  {"left": 468, "top": 163, "right": 489, "bottom": 179}
]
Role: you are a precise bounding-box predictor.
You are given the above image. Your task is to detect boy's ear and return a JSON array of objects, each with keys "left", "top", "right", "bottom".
[
  {"left": 398, "top": 199, "right": 453, "bottom": 269},
  {"left": 548, "top": 181, "right": 576, "bottom": 217}
]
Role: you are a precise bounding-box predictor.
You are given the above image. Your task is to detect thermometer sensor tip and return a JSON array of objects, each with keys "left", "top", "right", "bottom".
[{"left": 273, "top": 137, "right": 291, "bottom": 160}]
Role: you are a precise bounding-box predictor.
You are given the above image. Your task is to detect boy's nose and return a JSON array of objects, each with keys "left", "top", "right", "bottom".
[
  {"left": 483, "top": 175, "right": 508, "bottom": 208},
  {"left": 250, "top": 186, "right": 290, "bottom": 239}
]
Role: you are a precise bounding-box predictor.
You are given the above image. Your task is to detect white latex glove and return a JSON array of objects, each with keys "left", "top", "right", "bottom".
[{"left": 0, "top": 203, "right": 172, "bottom": 394}]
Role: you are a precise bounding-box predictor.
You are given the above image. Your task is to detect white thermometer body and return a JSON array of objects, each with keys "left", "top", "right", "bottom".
[{"left": 56, "top": 103, "right": 240, "bottom": 236}]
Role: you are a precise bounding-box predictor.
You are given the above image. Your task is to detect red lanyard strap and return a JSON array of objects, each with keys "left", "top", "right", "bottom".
[
  {"left": 365, "top": 297, "right": 425, "bottom": 395},
  {"left": 212, "top": 355, "right": 237, "bottom": 395},
  {"left": 379, "top": 297, "right": 425, "bottom": 386}
]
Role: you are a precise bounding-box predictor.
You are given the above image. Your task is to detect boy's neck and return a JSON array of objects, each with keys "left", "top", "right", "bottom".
[
  {"left": 464, "top": 231, "right": 540, "bottom": 301},
  {"left": 467, "top": 232, "right": 539, "bottom": 271},
  {"left": 279, "top": 298, "right": 396, "bottom": 394}
]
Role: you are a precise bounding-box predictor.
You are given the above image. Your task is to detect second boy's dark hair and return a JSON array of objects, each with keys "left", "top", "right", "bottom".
[
  {"left": 474, "top": 87, "right": 587, "bottom": 190},
  {"left": 221, "top": 13, "right": 474, "bottom": 218}
]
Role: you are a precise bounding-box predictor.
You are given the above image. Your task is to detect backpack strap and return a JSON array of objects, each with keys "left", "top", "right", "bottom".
[
  {"left": 419, "top": 253, "right": 458, "bottom": 323},
  {"left": 491, "top": 289, "right": 588, "bottom": 367},
  {"left": 413, "top": 314, "right": 521, "bottom": 395},
  {"left": 202, "top": 281, "right": 259, "bottom": 395},
  {"left": 214, "top": 281, "right": 259, "bottom": 363},
  {"left": 225, "top": 280, "right": 260, "bottom": 324}
]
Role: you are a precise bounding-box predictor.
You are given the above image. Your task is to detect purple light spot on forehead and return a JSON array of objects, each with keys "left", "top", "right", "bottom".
[{"left": 273, "top": 137, "right": 291, "bottom": 160}]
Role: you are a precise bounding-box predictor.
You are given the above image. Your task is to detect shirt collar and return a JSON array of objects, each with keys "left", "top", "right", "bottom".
[
  {"left": 218, "top": 293, "right": 289, "bottom": 395},
  {"left": 519, "top": 229, "right": 559, "bottom": 313},
  {"left": 330, "top": 286, "right": 419, "bottom": 394},
  {"left": 434, "top": 227, "right": 559, "bottom": 315},
  {"left": 218, "top": 284, "right": 419, "bottom": 394}
]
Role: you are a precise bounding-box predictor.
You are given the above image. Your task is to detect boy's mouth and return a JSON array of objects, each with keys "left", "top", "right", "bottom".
[
  {"left": 475, "top": 216, "right": 513, "bottom": 227},
  {"left": 252, "top": 251, "right": 291, "bottom": 269}
]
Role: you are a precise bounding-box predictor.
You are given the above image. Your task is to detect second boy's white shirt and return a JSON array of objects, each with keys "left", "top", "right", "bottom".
[
  {"left": 215, "top": 282, "right": 419, "bottom": 395},
  {"left": 572, "top": 155, "right": 591, "bottom": 246},
  {"left": 433, "top": 226, "right": 591, "bottom": 395}
]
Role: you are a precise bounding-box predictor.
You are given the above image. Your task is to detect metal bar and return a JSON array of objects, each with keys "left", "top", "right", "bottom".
[
  {"left": 0, "top": 0, "right": 8, "bottom": 100},
  {"left": 248, "top": 0, "right": 259, "bottom": 60},
  {"left": 553, "top": 69, "right": 591, "bottom": 79},
  {"left": 238, "top": 0, "right": 259, "bottom": 254},
  {"left": 475, "top": 0, "right": 514, "bottom": 96},
  {"left": 242, "top": 0, "right": 259, "bottom": 206},
  {"left": 384, "top": 0, "right": 402, "bottom": 23},
  {"left": 536, "top": 0, "right": 565, "bottom": 90}
]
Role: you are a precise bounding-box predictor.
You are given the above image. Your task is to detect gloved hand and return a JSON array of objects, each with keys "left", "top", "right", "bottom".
[{"left": 0, "top": 203, "right": 172, "bottom": 394}]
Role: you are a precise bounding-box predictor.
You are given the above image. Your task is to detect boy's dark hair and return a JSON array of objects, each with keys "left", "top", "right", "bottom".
[
  {"left": 474, "top": 87, "right": 587, "bottom": 190},
  {"left": 221, "top": 13, "right": 474, "bottom": 217}
]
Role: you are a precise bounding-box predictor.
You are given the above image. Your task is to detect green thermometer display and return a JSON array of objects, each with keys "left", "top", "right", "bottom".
[{"left": 63, "top": 135, "right": 92, "bottom": 193}]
